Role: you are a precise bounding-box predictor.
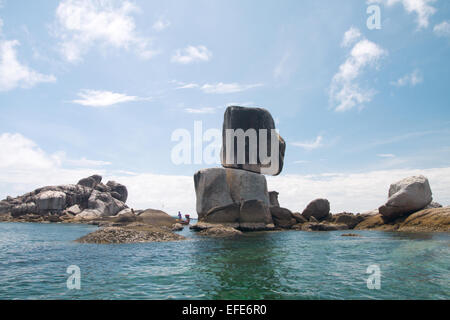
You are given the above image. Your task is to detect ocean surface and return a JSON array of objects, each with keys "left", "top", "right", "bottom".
[{"left": 0, "top": 222, "right": 448, "bottom": 300}]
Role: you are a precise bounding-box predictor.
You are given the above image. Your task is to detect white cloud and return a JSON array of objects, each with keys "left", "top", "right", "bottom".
[
  {"left": 201, "top": 82, "right": 263, "bottom": 94},
  {"left": 152, "top": 17, "right": 170, "bottom": 32},
  {"left": 171, "top": 45, "right": 212, "bottom": 64},
  {"left": 292, "top": 136, "right": 323, "bottom": 151},
  {"left": 184, "top": 107, "right": 217, "bottom": 114},
  {"left": 368, "top": 0, "right": 436, "bottom": 29},
  {"left": 176, "top": 83, "right": 199, "bottom": 89},
  {"left": 330, "top": 33, "right": 387, "bottom": 112},
  {"left": 434, "top": 21, "right": 450, "bottom": 37},
  {"left": 377, "top": 153, "right": 396, "bottom": 158},
  {"left": 66, "top": 157, "right": 112, "bottom": 167},
  {"left": 267, "top": 167, "right": 450, "bottom": 213},
  {"left": 273, "top": 51, "right": 293, "bottom": 80},
  {"left": 54, "top": 0, "right": 157, "bottom": 62},
  {"left": 1, "top": 133, "right": 450, "bottom": 216},
  {"left": 391, "top": 69, "right": 423, "bottom": 87},
  {"left": 341, "top": 27, "right": 362, "bottom": 47},
  {"left": 71, "top": 89, "right": 149, "bottom": 107},
  {"left": 172, "top": 80, "right": 262, "bottom": 94},
  {"left": 0, "top": 39, "right": 56, "bottom": 92}
]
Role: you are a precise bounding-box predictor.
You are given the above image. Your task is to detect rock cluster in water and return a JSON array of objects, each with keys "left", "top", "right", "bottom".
[
  {"left": 0, "top": 175, "right": 130, "bottom": 222},
  {"left": 192, "top": 107, "right": 449, "bottom": 234}
]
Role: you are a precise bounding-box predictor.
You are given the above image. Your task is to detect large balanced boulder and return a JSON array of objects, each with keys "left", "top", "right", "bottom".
[
  {"left": 301, "top": 199, "right": 330, "bottom": 221},
  {"left": 379, "top": 175, "right": 432, "bottom": 221},
  {"left": 194, "top": 167, "right": 273, "bottom": 230},
  {"left": 221, "top": 106, "right": 286, "bottom": 176}
]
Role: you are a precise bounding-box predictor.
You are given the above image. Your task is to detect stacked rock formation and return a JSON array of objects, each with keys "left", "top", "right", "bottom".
[
  {"left": 0, "top": 175, "right": 129, "bottom": 221},
  {"left": 194, "top": 106, "right": 286, "bottom": 231}
]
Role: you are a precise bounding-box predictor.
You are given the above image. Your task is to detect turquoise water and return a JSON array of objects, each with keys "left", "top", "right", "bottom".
[{"left": 0, "top": 222, "right": 448, "bottom": 300}]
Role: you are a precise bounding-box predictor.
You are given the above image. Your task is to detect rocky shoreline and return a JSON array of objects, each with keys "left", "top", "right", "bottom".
[{"left": 0, "top": 106, "right": 449, "bottom": 242}]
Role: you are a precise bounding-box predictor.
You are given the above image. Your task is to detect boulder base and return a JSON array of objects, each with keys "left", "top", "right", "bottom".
[{"left": 194, "top": 168, "right": 273, "bottom": 230}]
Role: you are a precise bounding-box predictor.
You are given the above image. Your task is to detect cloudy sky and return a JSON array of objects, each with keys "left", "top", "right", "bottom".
[{"left": 1, "top": 0, "right": 449, "bottom": 216}]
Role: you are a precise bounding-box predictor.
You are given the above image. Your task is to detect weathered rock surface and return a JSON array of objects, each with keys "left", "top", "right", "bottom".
[
  {"left": 354, "top": 207, "right": 450, "bottom": 232},
  {"left": 190, "top": 222, "right": 243, "bottom": 237},
  {"left": 77, "top": 175, "right": 102, "bottom": 188},
  {"left": 292, "top": 212, "right": 308, "bottom": 224},
  {"left": 331, "top": 213, "right": 364, "bottom": 229},
  {"left": 221, "top": 106, "right": 286, "bottom": 176},
  {"left": 194, "top": 167, "right": 273, "bottom": 230},
  {"left": 399, "top": 207, "right": 450, "bottom": 232},
  {"left": 425, "top": 202, "right": 442, "bottom": 209},
  {"left": 137, "top": 209, "right": 177, "bottom": 228},
  {"left": 379, "top": 175, "right": 432, "bottom": 221},
  {"left": 270, "top": 206, "right": 296, "bottom": 228},
  {"left": 301, "top": 199, "right": 330, "bottom": 221},
  {"left": 0, "top": 175, "right": 129, "bottom": 222},
  {"left": 76, "top": 226, "right": 185, "bottom": 244},
  {"left": 301, "top": 222, "right": 349, "bottom": 232},
  {"left": 269, "top": 191, "right": 280, "bottom": 207}
]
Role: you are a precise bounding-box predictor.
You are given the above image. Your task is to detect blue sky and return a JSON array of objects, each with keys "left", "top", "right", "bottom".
[{"left": 1, "top": 0, "right": 449, "bottom": 216}]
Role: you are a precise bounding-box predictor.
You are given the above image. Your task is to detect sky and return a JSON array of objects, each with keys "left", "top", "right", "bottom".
[{"left": 1, "top": 0, "right": 449, "bottom": 217}]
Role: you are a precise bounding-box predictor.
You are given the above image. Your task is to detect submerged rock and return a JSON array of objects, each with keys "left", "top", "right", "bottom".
[
  {"left": 76, "top": 226, "right": 186, "bottom": 244},
  {"left": 221, "top": 106, "right": 286, "bottom": 176},
  {"left": 379, "top": 175, "right": 432, "bottom": 221}
]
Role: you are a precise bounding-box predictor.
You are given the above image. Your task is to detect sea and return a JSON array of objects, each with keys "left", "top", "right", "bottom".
[{"left": 0, "top": 222, "right": 448, "bottom": 299}]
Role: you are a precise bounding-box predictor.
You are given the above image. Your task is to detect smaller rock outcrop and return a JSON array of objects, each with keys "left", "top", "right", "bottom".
[
  {"left": 190, "top": 222, "right": 243, "bottom": 237},
  {"left": 301, "top": 199, "right": 330, "bottom": 221},
  {"left": 77, "top": 175, "right": 102, "bottom": 188},
  {"left": 269, "top": 191, "right": 280, "bottom": 207},
  {"left": 76, "top": 226, "right": 186, "bottom": 244},
  {"left": 0, "top": 175, "right": 129, "bottom": 222},
  {"left": 379, "top": 175, "right": 432, "bottom": 221},
  {"left": 354, "top": 207, "right": 450, "bottom": 232},
  {"left": 270, "top": 206, "right": 296, "bottom": 228},
  {"left": 331, "top": 213, "right": 364, "bottom": 229},
  {"left": 137, "top": 209, "right": 177, "bottom": 228}
]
